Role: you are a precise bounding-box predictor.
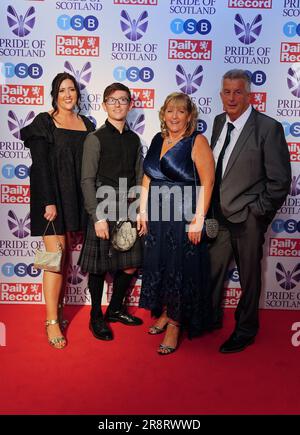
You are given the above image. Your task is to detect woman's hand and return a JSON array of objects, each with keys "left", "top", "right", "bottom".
[
  {"left": 188, "top": 215, "right": 204, "bottom": 245},
  {"left": 94, "top": 220, "right": 109, "bottom": 240},
  {"left": 137, "top": 212, "right": 148, "bottom": 236},
  {"left": 44, "top": 204, "right": 57, "bottom": 221}
]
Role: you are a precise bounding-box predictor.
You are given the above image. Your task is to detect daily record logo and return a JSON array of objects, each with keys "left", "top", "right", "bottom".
[
  {"left": 269, "top": 238, "right": 300, "bottom": 257},
  {"left": 64, "top": 61, "right": 92, "bottom": 90},
  {"left": 288, "top": 143, "right": 300, "bottom": 162},
  {"left": 0, "top": 185, "right": 30, "bottom": 204},
  {"left": 56, "top": 36, "right": 100, "bottom": 57},
  {"left": 57, "top": 15, "right": 99, "bottom": 31},
  {"left": 169, "top": 0, "right": 217, "bottom": 15},
  {"left": 7, "top": 5, "right": 35, "bottom": 37},
  {"left": 120, "top": 9, "right": 148, "bottom": 41},
  {"left": 249, "top": 92, "right": 266, "bottom": 112},
  {"left": 168, "top": 39, "right": 212, "bottom": 60},
  {"left": 275, "top": 262, "right": 300, "bottom": 290},
  {"left": 130, "top": 88, "right": 154, "bottom": 108},
  {"left": 114, "top": 0, "right": 157, "bottom": 4},
  {"left": 228, "top": 0, "right": 272, "bottom": 8},
  {"left": 1, "top": 63, "right": 43, "bottom": 79},
  {"left": 280, "top": 43, "right": 300, "bottom": 63},
  {"left": 0, "top": 85, "right": 44, "bottom": 105},
  {"left": 0, "top": 283, "right": 42, "bottom": 303},
  {"left": 176, "top": 65, "right": 203, "bottom": 94},
  {"left": 8, "top": 110, "right": 35, "bottom": 139},
  {"left": 7, "top": 210, "right": 30, "bottom": 239},
  {"left": 113, "top": 66, "right": 154, "bottom": 82}
]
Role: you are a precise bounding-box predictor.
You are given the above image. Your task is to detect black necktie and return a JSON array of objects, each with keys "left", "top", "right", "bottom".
[{"left": 213, "top": 122, "right": 235, "bottom": 203}]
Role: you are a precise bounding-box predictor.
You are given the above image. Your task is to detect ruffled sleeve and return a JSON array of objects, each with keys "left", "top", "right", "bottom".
[{"left": 20, "top": 112, "right": 56, "bottom": 207}]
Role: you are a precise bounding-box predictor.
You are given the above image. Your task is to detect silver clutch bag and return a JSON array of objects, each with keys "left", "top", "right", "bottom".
[
  {"left": 33, "top": 221, "right": 62, "bottom": 272},
  {"left": 204, "top": 218, "right": 219, "bottom": 239},
  {"left": 111, "top": 219, "right": 137, "bottom": 252}
]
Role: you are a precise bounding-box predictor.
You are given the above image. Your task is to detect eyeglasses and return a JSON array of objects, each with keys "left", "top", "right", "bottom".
[{"left": 105, "top": 97, "right": 130, "bottom": 105}]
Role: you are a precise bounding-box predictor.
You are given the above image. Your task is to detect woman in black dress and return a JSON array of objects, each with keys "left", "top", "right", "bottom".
[{"left": 21, "top": 73, "right": 95, "bottom": 349}]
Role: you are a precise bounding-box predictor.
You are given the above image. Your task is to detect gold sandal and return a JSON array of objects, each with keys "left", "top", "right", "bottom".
[{"left": 45, "top": 319, "right": 66, "bottom": 349}]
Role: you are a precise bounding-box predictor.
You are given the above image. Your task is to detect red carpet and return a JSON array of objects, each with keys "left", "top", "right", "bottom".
[{"left": 0, "top": 305, "right": 299, "bottom": 415}]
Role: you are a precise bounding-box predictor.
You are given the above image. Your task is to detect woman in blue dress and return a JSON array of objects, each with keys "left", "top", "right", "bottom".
[{"left": 138, "top": 92, "right": 215, "bottom": 355}]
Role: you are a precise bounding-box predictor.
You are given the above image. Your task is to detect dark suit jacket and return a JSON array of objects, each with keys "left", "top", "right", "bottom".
[{"left": 211, "top": 108, "right": 291, "bottom": 223}]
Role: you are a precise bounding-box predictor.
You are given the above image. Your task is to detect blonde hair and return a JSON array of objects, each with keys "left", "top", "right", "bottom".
[{"left": 159, "top": 92, "right": 198, "bottom": 138}]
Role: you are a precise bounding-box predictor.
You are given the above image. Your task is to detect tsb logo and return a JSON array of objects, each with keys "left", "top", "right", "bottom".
[
  {"left": 272, "top": 219, "right": 300, "bottom": 234},
  {"left": 1, "top": 263, "right": 41, "bottom": 278},
  {"left": 282, "top": 121, "right": 300, "bottom": 137},
  {"left": 2, "top": 164, "right": 29, "bottom": 180},
  {"left": 1, "top": 63, "right": 43, "bottom": 79},
  {"left": 57, "top": 15, "right": 99, "bottom": 31},
  {"left": 245, "top": 70, "right": 266, "bottom": 85},
  {"left": 113, "top": 66, "right": 154, "bottom": 82},
  {"left": 283, "top": 22, "right": 300, "bottom": 37},
  {"left": 170, "top": 19, "right": 211, "bottom": 35}
]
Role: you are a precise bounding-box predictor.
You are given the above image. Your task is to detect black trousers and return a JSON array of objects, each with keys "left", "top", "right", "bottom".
[{"left": 208, "top": 209, "right": 269, "bottom": 338}]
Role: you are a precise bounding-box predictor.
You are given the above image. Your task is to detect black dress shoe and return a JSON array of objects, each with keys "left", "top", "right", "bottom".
[
  {"left": 105, "top": 309, "right": 143, "bottom": 326},
  {"left": 89, "top": 318, "right": 113, "bottom": 341},
  {"left": 219, "top": 333, "right": 255, "bottom": 353}
]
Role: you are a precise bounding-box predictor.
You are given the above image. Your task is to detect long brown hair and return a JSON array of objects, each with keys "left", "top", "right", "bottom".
[{"left": 50, "top": 72, "right": 81, "bottom": 119}]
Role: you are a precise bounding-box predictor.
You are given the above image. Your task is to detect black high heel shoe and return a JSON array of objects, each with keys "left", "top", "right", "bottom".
[{"left": 157, "top": 322, "right": 180, "bottom": 355}]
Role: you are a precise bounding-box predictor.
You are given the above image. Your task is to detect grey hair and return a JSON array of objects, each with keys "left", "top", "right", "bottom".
[{"left": 222, "top": 69, "right": 251, "bottom": 92}]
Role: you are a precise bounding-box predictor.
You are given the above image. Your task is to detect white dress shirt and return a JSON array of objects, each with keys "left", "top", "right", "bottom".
[{"left": 213, "top": 105, "right": 252, "bottom": 176}]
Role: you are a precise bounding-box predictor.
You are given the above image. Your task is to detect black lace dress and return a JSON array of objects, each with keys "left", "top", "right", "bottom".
[{"left": 139, "top": 132, "right": 213, "bottom": 337}]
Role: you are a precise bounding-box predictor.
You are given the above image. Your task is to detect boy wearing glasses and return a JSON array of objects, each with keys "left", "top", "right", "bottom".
[{"left": 79, "top": 83, "right": 144, "bottom": 341}]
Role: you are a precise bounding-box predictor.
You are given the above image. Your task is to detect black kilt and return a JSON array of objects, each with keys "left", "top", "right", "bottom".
[{"left": 78, "top": 216, "right": 143, "bottom": 274}]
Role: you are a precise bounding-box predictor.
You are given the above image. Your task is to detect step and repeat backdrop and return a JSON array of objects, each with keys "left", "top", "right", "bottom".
[{"left": 0, "top": 0, "right": 299, "bottom": 310}]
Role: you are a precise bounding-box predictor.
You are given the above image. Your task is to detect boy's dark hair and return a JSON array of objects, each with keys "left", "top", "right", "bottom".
[{"left": 103, "top": 82, "right": 131, "bottom": 102}]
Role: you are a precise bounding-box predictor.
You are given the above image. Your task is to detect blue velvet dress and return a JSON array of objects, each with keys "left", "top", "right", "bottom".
[{"left": 139, "top": 132, "right": 213, "bottom": 337}]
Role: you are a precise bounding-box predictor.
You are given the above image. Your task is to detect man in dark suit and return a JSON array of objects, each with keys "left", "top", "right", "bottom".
[{"left": 208, "top": 69, "right": 291, "bottom": 353}]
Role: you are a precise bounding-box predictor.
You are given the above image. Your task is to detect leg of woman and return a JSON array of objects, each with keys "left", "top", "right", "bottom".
[
  {"left": 43, "top": 234, "right": 66, "bottom": 348},
  {"left": 158, "top": 317, "right": 180, "bottom": 355}
]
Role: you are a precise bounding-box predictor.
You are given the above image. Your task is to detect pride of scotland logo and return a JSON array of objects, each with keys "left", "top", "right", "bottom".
[
  {"left": 287, "top": 65, "right": 300, "bottom": 98},
  {"left": 120, "top": 10, "right": 148, "bottom": 41},
  {"left": 67, "top": 265, "right": 86, "bottom": 285},
  {"left": 7, "top": 6, "right": 35, "bottom": 37},
  {"left": 290, "top": 175, "right": 300, "bottom": 196},
  {"left": 175, "top": 65, "right": 203, "bottom": 95},
  {"left": 7, "top": 210, "right": 30, "bottom": 239},
  {"left": 128, "top": 113, "right": 145, "bottom": 135},
  {"left": 275, "top": 262, "right": 300, "bottom": 290},
  {"left": 8, "top": 110, "right": 35, "bottom": 139},
  {"left": 234, "top": 14, "right": 262, "bottom": 45},
  {"left": 64, "top": 61, "right": 92, "bottom": 90}
]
